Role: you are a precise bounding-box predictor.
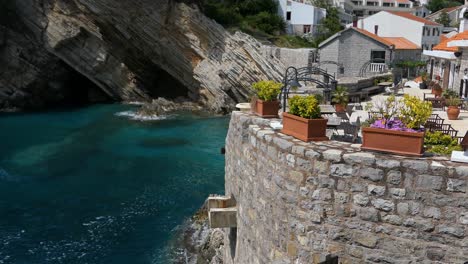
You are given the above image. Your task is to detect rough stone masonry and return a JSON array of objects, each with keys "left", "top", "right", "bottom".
[{"left": 223, "top": 111, "right": 468, "bottom": 263}]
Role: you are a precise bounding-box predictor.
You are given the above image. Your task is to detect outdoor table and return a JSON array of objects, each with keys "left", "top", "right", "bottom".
[
  {"left": 378, "top": 82, "right": 393, "bottom": 87},
  {"left": 320, "top": 104, "right": 336, "bottom": 114}
]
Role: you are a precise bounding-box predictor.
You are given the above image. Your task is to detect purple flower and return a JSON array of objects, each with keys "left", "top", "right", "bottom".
[{"left": 370, "top": 118, "right": 423, "bottom": 133}]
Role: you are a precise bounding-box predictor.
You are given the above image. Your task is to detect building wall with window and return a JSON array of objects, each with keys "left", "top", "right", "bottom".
[
  {"left": 352, "top": 11, "right": 442, "bottom": 50},
  {"left": 319, "top": 28, "right": 391, "bottom": 77},
  {"left": 277, "top": 0, "right": 326, "bottom": 36}
]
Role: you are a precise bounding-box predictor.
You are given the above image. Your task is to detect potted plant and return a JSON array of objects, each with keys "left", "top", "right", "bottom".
[
  {"left": 282, "top": 95, "right": 328, "bottom": 142},
  {"left": 361, "top": 95, "right": 432, "bottom": 156},
  {"left": 332, "top": 86, "right": 349, "bottom": 112},
  {"left": 432, "top": 83, "right": 443, "bottom": 97},
  {"left": 446, "top": 96, "right": 461, "bottom": 120},
  {"left": 251, "top": 80, "right": 282, "bottom": 118}
]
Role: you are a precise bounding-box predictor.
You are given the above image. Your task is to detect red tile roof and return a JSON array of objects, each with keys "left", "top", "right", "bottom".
[
  {"left": 353, "top": 28, "right": 393, "bottom": 47},
  {"left": 427, "top": 6, "right": 462, "bottom": 19},
  {"left": 381, "top": 37, "right": 420, "bottom": 49},
  {"left": 433, "top": 31, "right": 468, "bottom": 52},
  {"left": 353, "top": 28, "right": 420, "bottom": 50},
  {"left": 386, "top": 11, "right": 441, "bottom": 26}
]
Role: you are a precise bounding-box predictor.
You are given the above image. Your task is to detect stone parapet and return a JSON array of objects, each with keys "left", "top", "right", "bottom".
[{"left": 223, "top": 111, "right": 468, "bottom": 264}]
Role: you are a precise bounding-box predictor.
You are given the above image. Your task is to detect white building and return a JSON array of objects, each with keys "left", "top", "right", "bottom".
[
  {"left": 277, "top": 0, "right": 327, "bottom": 36},
  {"left": 349, "top": 11, "right": 443, "bottom": 50},
  {"left": 342, "top": 0, "right": 415, "bottom": 17}
]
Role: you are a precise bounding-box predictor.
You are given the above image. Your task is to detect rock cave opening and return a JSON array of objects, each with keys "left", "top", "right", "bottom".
[
  {"left": 138, "top": 65, "right": 191, "bottom": 100},
  {"left": 59, "top": 63, "right": 112, "bottom": 106}
]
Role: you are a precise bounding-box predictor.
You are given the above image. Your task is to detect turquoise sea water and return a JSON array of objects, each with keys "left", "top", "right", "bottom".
[{"left": 0, "top": 104, "right": 229, "bottom": 264}]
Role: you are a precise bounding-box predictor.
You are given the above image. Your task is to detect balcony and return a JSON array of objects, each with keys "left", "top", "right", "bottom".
[{"left": 370, "top": 63, "right": 387, "bottom": 72}]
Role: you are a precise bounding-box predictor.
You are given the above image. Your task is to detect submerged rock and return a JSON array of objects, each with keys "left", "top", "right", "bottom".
[
  {"left": 137, "top": 98, "right": 203, "bottom": 117},
  {"left": 1, "top": 0, "right": 284, "bottom": 112}
]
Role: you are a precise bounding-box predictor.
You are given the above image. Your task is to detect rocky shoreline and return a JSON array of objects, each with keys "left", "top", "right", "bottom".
[{"left": 166, "top": 204, "right": 224, "bottom": 264}]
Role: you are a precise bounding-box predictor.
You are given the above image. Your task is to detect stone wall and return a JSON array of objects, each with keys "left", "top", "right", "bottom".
[
  {"left": 261, "top": 46, "right": 314, "bottom": 69},
  {"left": 223, "top": 111, "right": 468, "bottom": 264}
]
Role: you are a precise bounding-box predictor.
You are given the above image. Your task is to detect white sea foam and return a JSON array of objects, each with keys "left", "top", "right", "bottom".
[
  {"left": 115, "top": 110, "right": 169, "bottom": 121},
  {"left": 125, "top": 101, "right": 146, "bottom": 105}
]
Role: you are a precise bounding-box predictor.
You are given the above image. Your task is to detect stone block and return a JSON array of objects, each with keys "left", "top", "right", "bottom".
[
  {"left": 323, "top": 149, "right": 342, "bottom": 162},
  {"left": 423, "top": 206, "right": 441, "bottom": 219},
  {"left": 335, "top": 192, "right": 349, "bottom": 204},
  {"left": 359, "top": 167, "right": 384, "bottom": 182},
  {"left": 403, "top": 217, "right": 435, "bottom": 232},
  {"left": 343, "top": 152, "right": 376, "bottom": 166},
  {"left": 357, "top": 207, "right": 379, "bottom": 222},
  {"left": 455, "top": 166, "right": 468, "bottom": 177},
  {"left": 386, "top": 170, "right": 402, "bottom": 185},
  {"left": 292, "top": 145, "right": 305, "bottom": 156},
  {"left": 459, "top": 212, "right": 468, "bottom": 225},
  {"left": 273, "top": 137, "right": 293, "bottom": 152},
  {"left": 438, "top": 224, "right": 465, "bottom": 238},
  {"left": 368, "top": 184, "right": 385, "bottom": 196},
  {"left": 354, "top": 232, "right": 378, "bottom": 248},
  {"left": 447, "top": 178, "right": 466, "bottom": 193},
  {"left": 330, "top": 164, "right": 354, "bottom": 178},
  {"left": 376, "top": 159, "right": 400, "bottom": 169},
  {"left": 312, "top": 188, "right": 332, "bottom": 201},
  {"left": 389, "top": 188, "right": 406, "bottom": 199},
  {"left": 372, "top": 199, "right": 394, "bottom": 212},
  {"left": 305, "top": 149, "right": 320, "bottom": 159},
  {"left": 286, "top": 154, "right": 295, "bottom": 167},
  {"left": 397, "top": 202, "right": 409, "bottom": 215},
  {"left": 415, "top": 175, "right": 443, "bottom": 191},
  {"left": 402, "top": 160, "right": 428, "bottom": 173},
  {"left": 296, "top": 157, "right": 312, "bottom": 171},
  {"left": 313, "top": 160, "right": 329, "bottom": 174},
  {"left": 353, "top": 194, "right": 369, "bottom": 206},
  {"left": 382, "top": 214, "right": 402, "bottom": 225}
]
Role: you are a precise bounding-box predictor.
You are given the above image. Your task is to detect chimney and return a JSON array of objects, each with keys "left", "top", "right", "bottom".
[
  {"left": 374, "top": 25, "right": 379, "bottom": 35},
  {"left": 353, "top": 16, "right": 358, "bottom": 27}
]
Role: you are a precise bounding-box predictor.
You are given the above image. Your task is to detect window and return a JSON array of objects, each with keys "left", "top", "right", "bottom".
[
  {"left": 303, "top": 25, "right": 311, "bottom": 33},
  {"left": 398, "top": 3, "right": 409, "bottom": 7},
  {"left": 286, "top": 11, "right": 291, "bottom": 21},
  {"left": 383, "top": 2, "right": 393, "bottom": 6},
  {"left": 371, "top": 50, "right": 386, "bottom": 63},
  {"left": 432, "top": 28, "right": 436, "bottom": 35},
  {"left": 366, "top": 1, "right": 377, "bottom": 6}
]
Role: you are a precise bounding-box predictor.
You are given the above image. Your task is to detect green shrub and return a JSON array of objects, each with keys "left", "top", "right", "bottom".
[
  {"left": 331, "top": 86, "right": 349, "bottom": 106},
  {"left": 442, "top": 89, "right": 458, "bottom": 99},
  {"left": 288, "top": 95, "right": 321, "bottom": 119},
  {"left": 243, "top": 12, "right": 285, "bottom": 35},
  {"left": 252, "top": 80, "right": 282, "bottom": 101},
  {"left": 425, "top": 131, "right": 462, "bottom": 155},
  {"left": 400, "top": 94, "right": 432, "bottom": 129}
]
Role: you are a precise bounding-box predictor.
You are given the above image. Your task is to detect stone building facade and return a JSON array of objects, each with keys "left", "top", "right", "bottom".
[{"left": 223, "top": 111, "right": 468, "bottom": 263}]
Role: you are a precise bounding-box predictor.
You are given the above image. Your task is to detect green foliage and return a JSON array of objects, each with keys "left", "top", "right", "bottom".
[
  {"left": 271, "top": 35, "right": 317, "bottom": 48},
  {"left": 201, "top": 0, "right": 285, "bottom": 35},
  {"left": 288, "top": 95, "right": 322, "bottom": 119},
  {"left": 442, "top": 89, "right": 458, "bottom": 99},
  {"left": 243, "top": 12, "right": 285, "bottom": 35},
  {"left": 400, "top": 94, "right": 433, "bottom": 129},
  {"left": 427, "top": 0, "right": 461, "bottom": 12},
  {"left": 425, "top": 131, "right": 462, "bottom": 155},
  {"left": 315, "top": 6, "right": 343, "bottom": 44},
  {"left": 331, "top": 86, "right": 349, "bottom": 106},
  {"left": 252, "top": 80, "right": 282, "bottom": 101},
  {"left": 445, "top": 96, "right": 461, "bottom": 106},
  {"left": 395, "top": 60, "right": 427, "bottom": 69},
  {"left": 435, "top": 11, "right": 451, "bottom": 26}
]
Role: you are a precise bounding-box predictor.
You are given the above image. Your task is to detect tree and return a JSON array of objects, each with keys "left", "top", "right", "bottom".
[
  {"left": 435, "top": 11, "right": 451, "bottom": 26},
  {"left": 427, "top": 0, "right": 462, "bottom": 13}
]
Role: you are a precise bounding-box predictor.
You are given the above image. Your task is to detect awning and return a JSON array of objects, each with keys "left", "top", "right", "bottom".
[{"left": 422, "top": 50, "right": 457, "bottom": 60}]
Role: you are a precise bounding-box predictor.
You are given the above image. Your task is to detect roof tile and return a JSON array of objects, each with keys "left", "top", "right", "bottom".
[
  {"left": 381, "top": 37, "right": 420, "bottom": 49},
  {"left": 434, "top": 31, "right": 468, "bottom": 52},
  {"left": 386, "top": 11, "right": 441, "bottom": 26}
]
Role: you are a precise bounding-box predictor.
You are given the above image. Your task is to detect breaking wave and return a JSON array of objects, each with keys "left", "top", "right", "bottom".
[{"left": 114, "top": 110, "right": 170, "bottom": 121}]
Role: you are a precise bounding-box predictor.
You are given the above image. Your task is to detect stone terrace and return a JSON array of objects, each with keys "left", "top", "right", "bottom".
[{"left": 223, "top": 111, "right": 468, "bottom": 264}]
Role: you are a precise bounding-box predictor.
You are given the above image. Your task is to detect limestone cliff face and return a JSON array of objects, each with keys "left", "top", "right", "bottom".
[{"left": 0, "top": 0, "right": 285, "bottom": 112}]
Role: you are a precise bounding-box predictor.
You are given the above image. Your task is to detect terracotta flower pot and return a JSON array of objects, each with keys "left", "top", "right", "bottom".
[
  {"left": 335, "top": 104, "right": 346, "bottom": 113},
  {"left": 282, "top": 112, "right": 328, "bottom": 142},
  {"left": 447, "top": 106, "right": 460, "bottom": 120},
  {"left": 361, "top": 127, "right": 425, "bottom": 156},
  {"left": 254, "top": 99, "right": 279, "bottom": 118}
]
